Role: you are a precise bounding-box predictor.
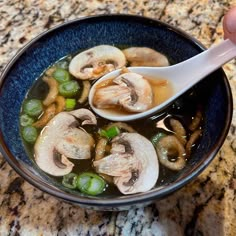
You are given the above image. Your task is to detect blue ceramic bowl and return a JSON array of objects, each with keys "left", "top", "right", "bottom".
[{"left": 0, "top": 15, "right": 233, "bottom": 210}]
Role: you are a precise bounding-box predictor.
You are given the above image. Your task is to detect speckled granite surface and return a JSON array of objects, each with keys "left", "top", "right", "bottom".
[{"left": 0, "top": 0, "right": 236, "bottom": 235}]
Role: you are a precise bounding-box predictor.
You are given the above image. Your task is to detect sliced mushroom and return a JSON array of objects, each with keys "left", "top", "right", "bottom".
[
  {"left": 93, "top": 84, "right": 130, "bottom": 109},
  {"left": 123, "top": 47, "right": 169, "bottom": 67},
  {"left": 155, "top": 135, "right": 186, "bottom": 171},
  {"left": 55, "top": 96, "right": 66, "bottom": 114},
  {"left": 42, "top": 76, "right": 59, "bottom": 106},
  {"left": 69, "top": 45, "right": 126, "bottom": 80},
  {"left": 93, "top": 132, "right": 159, "bottom": 194},
  {"left": 78, "top": 81, "right": 91, "bottom": 104},
  {"left": 94, "top": 138, "right": 114, "bottom": 183},
  {"left": 106, "top": 122, "right": 136, "bottom": 133},
  {"left": 169, "top": 118, "right": 187, "bottom": 145},
  {"left": 56, "top": 128, "right": 95, "bottom": 160},
  {"left": 185, "top": 129, "right": 202, "bottom": 158},
  {"left": 93, "top": 72, "right": 153, "bottom": 113},
  {"left": 33, "top": 103, "right": 56, "bottom": 129},
  {"left": 189, "top": 108, "right": 203, "bottom": 131},
  {"left": 34, "top": 109, "right": 96, "bottom": 176},
  {"left": 69, "top": 108, "right": 97, "bottom": 125}
]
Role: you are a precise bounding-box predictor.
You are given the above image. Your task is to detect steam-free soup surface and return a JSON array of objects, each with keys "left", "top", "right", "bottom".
[{"left": 20, "top": 45, "right": 203, "bottom": 197}]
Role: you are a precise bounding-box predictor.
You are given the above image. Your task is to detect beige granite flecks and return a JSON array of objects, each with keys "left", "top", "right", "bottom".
[{"left": 1, "top": 0, "right": 236, "bottom": 235}]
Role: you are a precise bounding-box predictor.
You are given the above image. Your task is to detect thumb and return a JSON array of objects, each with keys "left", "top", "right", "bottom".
[{"left": 223, "top": 6, "right": 236, "bottom": 43}]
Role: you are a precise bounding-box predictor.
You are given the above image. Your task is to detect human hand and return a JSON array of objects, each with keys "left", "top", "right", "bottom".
[{"left": 223, "top": 6, "right": 236, "bottom": 43}]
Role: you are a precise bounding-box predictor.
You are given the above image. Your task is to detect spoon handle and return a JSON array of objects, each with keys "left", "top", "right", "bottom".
[
  {"left": 207, "top": 39, "right": 236, "bottom": 65},
  {"left": 172, "top": 39, "right": 236, "bottom": 88}
]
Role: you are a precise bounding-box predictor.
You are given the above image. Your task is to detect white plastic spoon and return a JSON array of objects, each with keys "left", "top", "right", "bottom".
[{"left": 88, "top": 39, "right": 236, "bottom": 121}]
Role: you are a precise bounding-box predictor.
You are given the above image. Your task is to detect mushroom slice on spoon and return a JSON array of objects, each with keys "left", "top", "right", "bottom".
[
  {"left": 93, "top": 132, "right": 159, "bottom": 194},
  {"left": 34, "top": 109, "right": 96, "bottom": 176},
  {"left": 122, "top": 47, "right": 169, "bottom": 67},
  {"left": 93, "top": 72, "right": 153, "bottom": 113},
  {"left": 69, "top": 45, "right": 126, "bottom": 80}
]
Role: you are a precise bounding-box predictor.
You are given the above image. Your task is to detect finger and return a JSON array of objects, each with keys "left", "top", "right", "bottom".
[{"left": 223, "top": 6, "right": 236, "bottom": 43}]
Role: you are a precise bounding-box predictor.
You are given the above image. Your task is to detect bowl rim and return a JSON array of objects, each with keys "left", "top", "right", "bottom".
[{"left": 0, "top": 14, "right": 233, "bottom": 207}]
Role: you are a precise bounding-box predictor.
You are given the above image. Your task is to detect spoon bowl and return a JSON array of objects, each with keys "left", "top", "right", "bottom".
[{"left": 89, "top": 39, "right": 236, "bottom": 121}]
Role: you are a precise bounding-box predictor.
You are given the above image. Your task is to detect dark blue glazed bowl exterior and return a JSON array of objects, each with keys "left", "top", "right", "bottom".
[{"left": 0, "top": 15, "right": 233, "bottom": 210}]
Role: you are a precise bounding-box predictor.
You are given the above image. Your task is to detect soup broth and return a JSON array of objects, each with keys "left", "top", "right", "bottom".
[
  {"left": 20, "top": 45, "right": 203, "bottom": 197},
  {"left": 93, "top": 77, "right": 173, "bottom": 117}
]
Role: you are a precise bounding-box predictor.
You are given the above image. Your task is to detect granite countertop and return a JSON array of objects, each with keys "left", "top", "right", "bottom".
[{"left": 0, "top": 0, "right": 236, "bottom": 235}]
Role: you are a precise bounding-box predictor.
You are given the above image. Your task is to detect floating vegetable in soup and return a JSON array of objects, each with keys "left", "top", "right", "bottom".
[
  {"left": 69, "top": 45, "right": 126, "bottom": 80},
  {"left": 122, "top": 47, "right": 169, "bottom": 67},
  {"left": 94, "top": 132, "right": 159, "bottom": 194},
  {"left": 20, "top": 45, "right": 203, "bottom": 196},
  {"left": 34, "top": 109, "right": 96, "bottom": 176}
]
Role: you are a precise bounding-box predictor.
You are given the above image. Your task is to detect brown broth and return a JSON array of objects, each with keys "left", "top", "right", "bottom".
[
  {"left": 149, "top": 78, "right": 173, "bottom": 106},
  {"left": 21, "top": 52, "right": 203, "bottom": 197},
  {"left": 93, "top": 76, "right": 173, "bottom": 116}
]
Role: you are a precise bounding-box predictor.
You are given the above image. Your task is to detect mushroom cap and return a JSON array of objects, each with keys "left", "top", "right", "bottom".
[
  {"left": 123, "top": 47, "right": 169, "bottom": 67},
  {"left": 34, "top": 109, "right": 96, "bottom": 176},
  {"left": 69, "top": 45, "right": 126, "bottom": 80},
  {"left": 93, "top": 72, "right": 153, "bottom": 113},
  {"left": 93, "top": 132, "right": 159, "bottom": 194}
]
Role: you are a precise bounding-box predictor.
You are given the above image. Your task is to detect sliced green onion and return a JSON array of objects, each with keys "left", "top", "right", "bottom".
[
  {"left": 151, "top": 132, "right": 167, "bottom": 146},
  {"left": 98, "top": 129, "right": 108, "bottom": 138},
  {"left": 106, "top": 126, "right": 120, "bottom": 138},
  {"left": 56, "top": 60, "right": 69, "bottom": 70},
  {"left": 88, "top": 178, "right": 105, "bottom": 194},
  {"left": 65, "top": 98, "right": 76, "bottom": 111},
  {"left": 62, "top": 173, "right": 78, "bottom": 189},
  {"left": 22, "top": 126, "right": 38, "bottom": 143},
  {"left": 20, "top": 114, "right": 35, "bottom": 127},
  {"left": 76, "top": 174, "right": 91, "bottom": 191},
  {"left": 53, "top": 68, "right": 70, "bottom": 83},
  {"left": 23, "top": 99, "right": 43, "bottom": 117},
  {"left": 59, "top": 80, "right": 79, "bottom": 97},
  {"left": 99, "top": 126, "right": 120, "bottom": 139},
  {"left": 77, "top": 172, "right": 106, "bottom": 196}
]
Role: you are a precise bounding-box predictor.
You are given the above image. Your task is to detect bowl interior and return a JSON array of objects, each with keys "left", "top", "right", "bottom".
[{"left": 0, "top": 15, "right": 232, "bottom": 207}]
